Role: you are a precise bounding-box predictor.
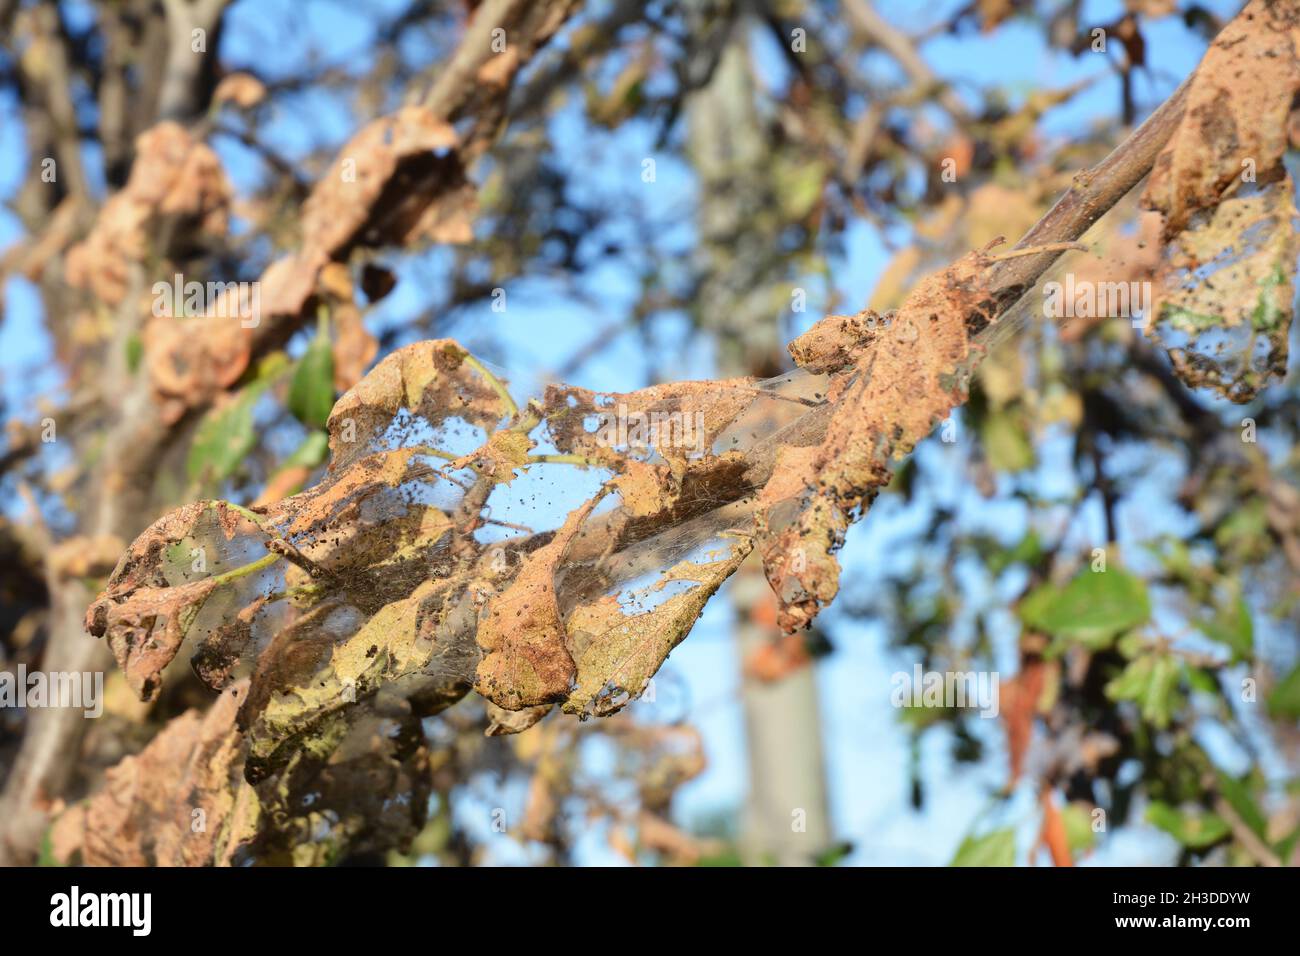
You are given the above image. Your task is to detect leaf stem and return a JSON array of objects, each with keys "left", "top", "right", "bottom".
[
  {"left": 526, "top": 453, "right": 604, "bottom": 467},
  {"left": 983, "top": 241, "right": 1089, "bottom": 262},
  {"left": 463, "top": 353, "right": 519, "bottom": 419},
  {"left": 410, "top": 444, "right": 459, "bottom": 461},
  {"left": 209, "top": 551, "right": 282, "bottom": 587},
  {"left": 221, "top": 500, "right": 270, "bottom": 530}
]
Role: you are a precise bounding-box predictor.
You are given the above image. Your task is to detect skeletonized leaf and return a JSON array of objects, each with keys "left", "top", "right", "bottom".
[
  {"left": 758, "top": 250, "right": 995, "bottom": 632},
  {"left": 326, "top": 339, "right": 508, "bottom": 469},
  {"left": 1143, "top": 0, "right": 1300, "bottom": 236},
  {"left": 564, "top": 539, "right": 752, "bottom": 718},
  {"left": 475, "top": 495, "right": 606, "bottom": 710},
  {"left": 1148, "top": 180, "right": 1298, "bottom": 402},
  {"left": 85, "top": 501, "right": 266, "bottom": 701}
]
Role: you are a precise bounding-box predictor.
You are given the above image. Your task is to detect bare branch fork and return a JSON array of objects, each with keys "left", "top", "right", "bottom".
[{"left": 985, "top": 77, "right": 1191, "bottom": 315}]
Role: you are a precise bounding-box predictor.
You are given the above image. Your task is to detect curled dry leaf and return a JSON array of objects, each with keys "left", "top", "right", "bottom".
[
  {"left": 1138, "top": 0, "right": 1300, "bottom": 401},
  {"left": 70, "top": 683, "right": 253, "bottom": 866},
  {"left": 564, "top": 542, "right": 751, "bottom": 717},
  {"left": 326, "top": 338, "right": 508, "bottom": 469},
  {"left": 144, "top": 282, "right": 261, "bottom": 425},
  {"left": 485, "top": 701, "right": 552, "bottom": 736},
  {"left": 1038, "top": 788, "right": 1074, "bottom": 867},
  {"left": 212, "top": 71, "right": 267, "bottom": 109},
  {"left": 92, "top": 579, "right": 220, "bottom": 703},
  {"left": 331, "top": 302, "right": 379, "bottom": 393},
  {"left": 301, "top": 105, "right": 474, "bottom": 256},
  {"left": 62, "top": 677, "right": 432, "bottom": 865},
  {"left": 759, "top": 250, "right": 995, "bottom": 632},
  {"left": 1148, "top": 180, "right": 1298, "bottom": 401},
  {"left": 143, "top": 102, "right": 479, "bottom": 420},
  {"left": 65, "top": 122, "right": 231, "bottom": 306},
  {"left": 787, "top": 308, "right": 889, "bottom": 375},
  {"left": 1142, "top": 0, "right": 1300, "bottom": 237},
  {"left": 239, "top": 577, "right": 472, "bottom": 783},
  {"left": 265, "top": 446, "right": 454, "bottom": 577},
  {"left": 543, "top": 378, "right": 760, "bottom": 469},
  {"left": 255, "top": 249, "right": 331, "bottom": 323},
  {"left": 1001, "top": 657, "right": 1048, "bottom": 785},
  {"left": 85, "top": 501, "right": 258, "bottom": 701},
  {"left": 475, "top": 494, "right": 606, "bottom": 710}
]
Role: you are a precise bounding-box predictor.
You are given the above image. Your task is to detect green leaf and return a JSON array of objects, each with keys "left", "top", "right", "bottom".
[
  {"left": 124, "top": 334, "right": 143, "bottom": 374},
  {"left": 1019, "top": 568, "right": 1150, "bottom": 650},
  {"left": 1153, "top": 537, "right": 1195, "bottom": 581},
  {"left": 1105, "top": 652, "right": 1181, "bottom": 729},
  {"left": 1197, "top": 590, "right": 1253, "bottom": 662},
  {"left": 1267, "top": 664, "right": 1300, "bottom": 720},
  {"left": 1215, "top": 499, "right": 1270, "bottom": 563},
  {"left": 1061, "top": 804, "right": 1096, "bottom": 854},
  {"left": 282, "top": 429, "right": 330, "bottom": 470},
  {"left": 1184, "top": 665, "right": 1218, "bottom": 696},
  {"left": 187, "top": 387, "right": 260, "bottom": 485},
  {"left": 981, "top": 409, "right": 1035, "bottom": 472},
  {"left": 1008, "top": 529, "right": 1043, "bottom": 566},
  {"left": 1215, "top": 771, "right": 1267, "bottom": 840},
  {"left": 1146, "top": 801, "right": 1230, "bottom": 849},
  {"left": 950, "top": 828, "right": 1015, "bottom": 867},
  {"left": 288, "top": 316, "right": 335, "bottom": 428},
  {"left": 1105, "top": 653, "right": 1154, "bottom": 700},
  {"left": 987, "top": 529, "right": 1043, "bottom": 576},
  {"left": 1143, "top": 655, "right": 1181, "bottom": 728},
  {"left": 814, "top": 841, "right": 854, "bottom": 867},
  {"left": 186, "top": 353, "right": 289, "bottom": 486}
]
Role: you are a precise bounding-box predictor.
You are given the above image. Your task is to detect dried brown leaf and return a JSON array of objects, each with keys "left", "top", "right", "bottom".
[
  {"left": 79, "top": 683, "right": 252, "bottom": 866},
  {"left": 788, "top": 309, "right": 888, "bottom": 375},
  {"left": 85, "top": 501, "right": 255, "bottom": 701},
  {"left": 300, "top": 106, "right": 472, "bottom": 256},
  {"left": 475, "top": 495, "right": 606, "bottom": 709},
  {"left": 1148, "top": 178, "right": 1298, "bottom": 401},
  {"left": 65, "top": 122, "right": 231, "bottom": 305},
  {"left": 326, "top": 339, "right": 507, "bottom": 469},
  {"left": 486, "top": 701, "right": 551, "bottom": 737},
  {"left": 564, "top": 541, "right": 752, "bottom": 717},
  {"left": 759, "top": 251, "right": 994, "bottom": 631},
  {"left": 1143, "top": 0, "right": 1300, "bottom": 235},
  {"left": 212, "top": 72, "right": 267, "bottom": 109},
  {"left": 332, "top": 303, "right": 378, "bottom": 393}
]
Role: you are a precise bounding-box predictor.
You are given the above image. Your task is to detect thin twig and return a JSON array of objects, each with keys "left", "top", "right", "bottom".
[
  {"left": 983, "top": 241, "right": 1088, "bottom": 262},
  {"left": 1214, "top": 796, "right": 1282, "bottom": 867}
]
